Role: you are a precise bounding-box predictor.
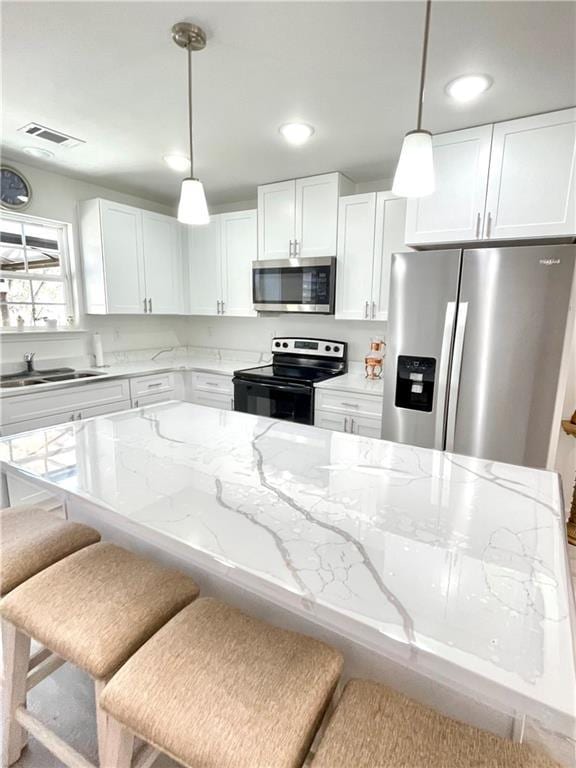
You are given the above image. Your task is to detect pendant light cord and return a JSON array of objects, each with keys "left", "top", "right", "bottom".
[
  {"left": 416, "top": 0, "right": 432, "bottom": 131},
  {"left": 187, "top": 47, "right": 194, "bottom": 179}
]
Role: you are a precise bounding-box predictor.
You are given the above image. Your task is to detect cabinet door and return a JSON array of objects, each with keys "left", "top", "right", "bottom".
[
  {"left": 257, "top": 180, "right": 295, "bottom": 260},
  {"left": 75, "top": 400, "right": 132, "bottom": 420},
  {"left": 141, "top": 212, "right": 183, "bottom": 314},
  {"left": 404, "top": 125, "right": 493, "bottom": 245},
  {"left": 220, "top": 210, "right": 257, "bottom": 317},
  {"left": 132, "top": 392, "right": 173, "bottom": 408},
  {"left": 348, "top": 414, "right": 382, "bottom": 439},
  {"left": 295, "top": 173, "right": 339, "bottom": 257},
  {"left": 485, "top": 108, "right": 576, "bottom": 239},
  {"left": 192, "top": 390, "right": 234, "bottom": 411},
  {"left": 187, "top": 216, "right": 222, "bottom": 315},
  {"left": 335, "top": 194, "right": 376, "bottom": 320},
  {"left": 371, "top": 196, "right": 407, "bottom": 321},
  {"left": 100, "top": 201, "right": 146, "bottom": 313},
  {"left": 314, "top": 410, "right": 347, "bottom": 433}
]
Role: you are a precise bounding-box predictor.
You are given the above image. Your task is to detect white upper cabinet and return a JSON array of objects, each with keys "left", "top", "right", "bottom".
[
  {"left": 405, "top": 125, "right": 493, "bottom": 246},
  {"left": 187, "top": 216, "right": 222, "bottom": 315},
  {"left": 336, "top": 194, "right": 376, "bottom": 320},
  {"left": 80, "top": 199, "right": 185, "bottom": 315},
  {"left": 257, "top": 172, "right": 353, "bottom": 260},
  {"left": 405, "top": 108, "right": 576, "bottom": 246},
  {"left": 336, "top": 192, "right": 408, "bottom": 321},
  {"left": 187, "top": 210, "right": 256, "bottom": 317},
  {"left": 484, "top": 108, "right": 576, "bottom": 239},
  {"left": 257, "top": 180, "right": 295, "bottom": 260},
  {"left": 294, "top": 173, "right": 340, "bottom": 257},
  {"left": 98, "top": 201, "right": 145, "bottom": 314},
  {"left": 372, "top": 195, "right": 407, "bottom": 321},
  {"left": 220, "top": 210, "right": 257, "bottom": 317},
  {"left": 141, "top": 211, "right": 183, "bottom": 314}
]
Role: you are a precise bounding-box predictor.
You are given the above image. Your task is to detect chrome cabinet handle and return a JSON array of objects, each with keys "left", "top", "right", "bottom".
[
  {"left": 341, "top": 402, "right": 359, "bottom": 408},
  {"left": 344, "top": 416, "right": 349, "bottom": 432},
  {"left": 148, "top": 298, "right": 152, "bottom": 313},
  {"left": 221, "top": 300, "right": 225, "bottom": 314},
  {"left": 289, "top": 240, "right": 294, "bottom": 257},
  {"left": 147, "top": 382, "right": 163, "bottom": 389},
  {"left": 372, "top": 301, "right": 377, "bottom": 319},
  {"left": 486, "top": 212, "right": 492, "bottom": 238},
  {"left": 475, "top": 212, "right": 481, "bottom": 239},
  {"left": 69, "top": 413, "right": 75, "bottom": 421},
  {"left": 434, "top": 302, "right": 457, "bottom": 450},
  {"left": 143, "top": 298, "right": 147, "bottom": 313},
  {"left": 230, "top": 397, "right": 234, "bottom": 410},
  {"left": 364, "top": 300, "right": 369, "bottom": 319},
  {"left": 205, "top": 382, "right": 221, "bottom": 388},
  {"left": 294, "top": 240, "right": 300, "bottom": 256},
  {"left": 350, "top": 418, "right": 355, "bottom": 434},
  {"left": 445, "top": 302, "right": 469, "bottom": 453},
  {"left": 77, "top": 412, "right": 82, "bottom": 420},
  {"left": 134, "top": 399, "right": 139, "bottom": 408},
  {"left": 216, "top": 300, "right": 220, "bottom": 314}
]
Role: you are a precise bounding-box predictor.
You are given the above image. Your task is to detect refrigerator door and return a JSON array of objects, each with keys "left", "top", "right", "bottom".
[
  {"left": 382, "top": 250, "right": 462, "bottom": 449},
  {"left": 447, "top": 244, "right": 575, "bottom": 467}
]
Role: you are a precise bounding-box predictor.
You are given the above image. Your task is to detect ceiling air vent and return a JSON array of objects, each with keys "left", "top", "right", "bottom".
[{"left": 17, "top": 123, "right": 85, "bottom": 149}]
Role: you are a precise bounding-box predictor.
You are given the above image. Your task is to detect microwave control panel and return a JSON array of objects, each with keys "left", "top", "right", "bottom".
[{"left": 395, "top": 356, "right": 436, "bottom": 412}]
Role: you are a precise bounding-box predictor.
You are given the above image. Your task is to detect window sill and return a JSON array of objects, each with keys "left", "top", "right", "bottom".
[{"left": 0, "top": 328, "right": 88, "bottom": 341}]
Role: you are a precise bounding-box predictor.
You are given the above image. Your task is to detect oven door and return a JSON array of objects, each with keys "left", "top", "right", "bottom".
[
  {"left": 233, "top": 378, "right": 313, "bottom": 425},
  {"left": 252, "top": 257, "right": 336, "bottom": 313}
]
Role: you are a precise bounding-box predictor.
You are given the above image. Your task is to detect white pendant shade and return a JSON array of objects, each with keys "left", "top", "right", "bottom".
[
  {"left": 177, "top": 178, "right": 209, "bottom": 225},
  {"left": 392, "top": 130, "right": 435, "bottom": 198}
]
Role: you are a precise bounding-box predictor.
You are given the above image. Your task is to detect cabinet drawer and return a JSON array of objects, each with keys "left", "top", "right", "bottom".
[
  {"left": 315, "top": 411, "right": 347, "bottom": 433},
  {"left": 133, "top": 392, "right": 174, "bottom": 408},
  {"left": 315, "top": 390, "right": 382, "bottom": 418},
  {"left": 191, "top": 372, "right": 233, "bottom": 395},
  {"left": 130, "top": 373, "right": 174, "bottom": 398},
  {"left": 1, "top": 379, "right": 131, "bottom": 427},
  {"left": 192, "top": 391, "right": 234, "bottom": 411}
]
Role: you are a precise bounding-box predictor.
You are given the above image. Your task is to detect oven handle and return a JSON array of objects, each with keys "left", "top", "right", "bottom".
[{"left": 233, "top": 378, "right": 310, "bottom": 394}]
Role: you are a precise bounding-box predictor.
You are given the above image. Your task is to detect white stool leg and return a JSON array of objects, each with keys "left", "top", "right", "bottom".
[
  {"left": 102, "top": 715, "right": 134, "bottom": 768},
  {"left": 94, "top": 679, "right": 109, "bottom": 767},
  {"left": 1, "top": 619, "right": 31, "bottom": 766}
]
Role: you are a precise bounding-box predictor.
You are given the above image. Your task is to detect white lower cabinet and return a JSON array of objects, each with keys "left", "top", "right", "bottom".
[
  {"left": 129, "top": 373, "right": 174, "bottom": 408},
  {"left": 188, "top": 372, "right": 234, "bottom": 411},
  {"left": 315, "top": 389, "right": 382, "bottom": 438}
]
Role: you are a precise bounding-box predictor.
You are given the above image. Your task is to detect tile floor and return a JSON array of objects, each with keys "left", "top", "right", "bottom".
[{"left": 5, "top": 543, "right": 576, "bottom": 767}]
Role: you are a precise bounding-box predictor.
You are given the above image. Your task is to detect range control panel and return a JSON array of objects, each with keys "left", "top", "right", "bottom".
[
  {"left": 271, "top": 337, "right": 346, "bottom": 359},
  {"left": 395, "top": 356, "right": 436, "bottom": 412}
]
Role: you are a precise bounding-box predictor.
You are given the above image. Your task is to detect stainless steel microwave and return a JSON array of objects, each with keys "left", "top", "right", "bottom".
[{"left": 252, "top": 257, "right": 336, "bottom": 314}]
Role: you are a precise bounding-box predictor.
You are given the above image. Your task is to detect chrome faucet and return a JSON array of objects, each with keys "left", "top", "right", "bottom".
[{"left": 24, "top": 352, "right": 35, "bottom": 373}]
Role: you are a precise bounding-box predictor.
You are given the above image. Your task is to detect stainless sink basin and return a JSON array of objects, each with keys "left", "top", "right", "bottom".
[
  {"left": 0, "top": 370, "right": 105, "bottom": 388},
  {"left": 0, "top": 378, "right": 47, "bottom": 388},
  {"left": 42, "top": 372, "right": 103, "bottom": 382}
]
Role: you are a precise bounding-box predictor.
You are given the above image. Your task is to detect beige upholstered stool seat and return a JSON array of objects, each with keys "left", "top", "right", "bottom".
[
  {"left": 0, "top": 505, "right": 101, "bottom": 595},
  {"left": 311, "top": 680, "right": 561, "bottom": 768},
  {"left": 0, "top": 542, "right": 200, "bottom": 679},
  {"left": 100, "top": 597, "right": 343, "bottom": 768}
]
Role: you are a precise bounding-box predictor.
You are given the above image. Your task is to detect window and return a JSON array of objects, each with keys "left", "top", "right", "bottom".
[{"left": 0, "top": 213, "right": 73, "bottom": 329}]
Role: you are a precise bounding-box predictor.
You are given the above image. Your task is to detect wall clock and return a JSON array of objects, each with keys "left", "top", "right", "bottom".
[{"left": 0, "top": 166, "right": 32, "bottom": 211}]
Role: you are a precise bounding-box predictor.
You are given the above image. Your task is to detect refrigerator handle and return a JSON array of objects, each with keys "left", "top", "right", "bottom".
[
  {"left": 434, "top": 302, "right": 457, "bottom": 450},
  {"left": 445, "top": 302, "right": 469, "bottom": 453}
]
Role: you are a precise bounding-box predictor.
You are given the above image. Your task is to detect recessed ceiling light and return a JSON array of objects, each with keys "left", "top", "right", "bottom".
[
  {"left": 279, "top": 123, "right": 315, "bottom": 146},
  {"left": 163, "top": 154, "right": 191, "bottom": 172},
  {"left": 446, "top": 75, "right": 493, "bottom": 103},
  {"left": 22, "top": 146, "right": 54, "bottom": 159}
]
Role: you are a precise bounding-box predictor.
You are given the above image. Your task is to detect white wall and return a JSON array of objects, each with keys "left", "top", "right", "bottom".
[{"left": 182, "top": 315, "right": 385, "bottom": 363}]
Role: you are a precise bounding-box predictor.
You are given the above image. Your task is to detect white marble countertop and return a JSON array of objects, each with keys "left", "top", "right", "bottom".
[
  {"left": 1, "top": 401, "right": 574, "bottom": 739},
  {"left": 315, "top": 366, "right": 384, "bottom": 397}
]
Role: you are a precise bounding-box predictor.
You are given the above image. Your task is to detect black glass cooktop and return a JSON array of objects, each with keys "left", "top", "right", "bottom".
[{"left": 234, "top": 364, "right": 343, "bottom": 386}]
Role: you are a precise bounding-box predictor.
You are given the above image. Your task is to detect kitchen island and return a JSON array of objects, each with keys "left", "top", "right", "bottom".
[{"left": 1, "top": 401, "right": 574, "bottom": 760}]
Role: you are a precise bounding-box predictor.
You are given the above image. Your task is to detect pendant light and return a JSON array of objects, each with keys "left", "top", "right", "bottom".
[
  {"left": 172, "top": 22, "right": 209, "bottom": 225},
  {"left": 392, "top": 0, "right": 435, "bottom": 198}
]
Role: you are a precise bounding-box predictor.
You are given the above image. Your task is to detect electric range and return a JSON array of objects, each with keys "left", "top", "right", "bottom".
[{"left": 233, "top": 337, "right": 347, "bottom": 425}]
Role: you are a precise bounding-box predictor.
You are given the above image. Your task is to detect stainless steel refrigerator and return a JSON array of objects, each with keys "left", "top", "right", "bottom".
[{"left": 381, "top": 244, "right": 575, "bottom": 468}]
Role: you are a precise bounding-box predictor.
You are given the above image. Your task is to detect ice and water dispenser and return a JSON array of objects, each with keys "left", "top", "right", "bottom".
[{"left": 394, "top": 356, "right": 436, "bottom": 412}]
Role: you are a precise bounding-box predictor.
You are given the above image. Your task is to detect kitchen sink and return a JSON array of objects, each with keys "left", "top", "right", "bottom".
[
  {"left": 41, "top": 372, "right": 103, "bottom": 382},
  {"left": 0, "top": 370, "right": 105, "bottom": 388}
]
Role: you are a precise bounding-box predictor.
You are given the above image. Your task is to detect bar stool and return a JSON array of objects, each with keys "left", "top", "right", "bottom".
[
  {"left": 0, "top": 504, "right": 101, "bottom": 596},
  {"left": 1, "top": 542, "right": 200, "bottom": 767},
  {"left": 1, "top": 504, "right": 101, "bottom": 682},
  {"left": 310, "top": 679, "right": 562, "bottom": 768},
  {"left": 100, "top": 597, "right": 343, "bottom": 768}
]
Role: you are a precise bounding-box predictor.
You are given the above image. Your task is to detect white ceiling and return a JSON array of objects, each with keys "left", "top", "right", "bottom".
[{"left": 2, "top": 1, "right": 575, "bottom": 207}]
